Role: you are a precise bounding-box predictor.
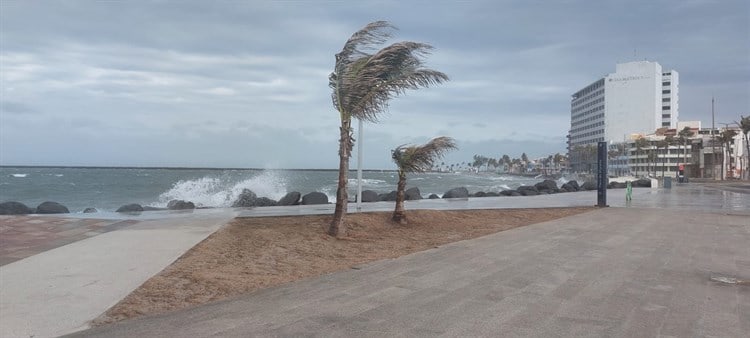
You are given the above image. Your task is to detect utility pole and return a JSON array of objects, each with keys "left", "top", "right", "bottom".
[{"left": 712, "top": 97, "right": 717, "bottom": 180}]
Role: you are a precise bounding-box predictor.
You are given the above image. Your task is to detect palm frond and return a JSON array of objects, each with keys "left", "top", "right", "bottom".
[{"left": 392, "top": 137, "right": 457, "bottom": 173}]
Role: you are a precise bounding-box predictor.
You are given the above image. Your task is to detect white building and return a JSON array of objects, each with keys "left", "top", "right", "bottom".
[{"left": 568, "top": 61, "right": 679, "bottom": 171}]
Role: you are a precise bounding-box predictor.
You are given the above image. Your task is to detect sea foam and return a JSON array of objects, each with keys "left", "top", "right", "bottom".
[{"left": 156, "top": 171, "right": 288, "bottom": 208}]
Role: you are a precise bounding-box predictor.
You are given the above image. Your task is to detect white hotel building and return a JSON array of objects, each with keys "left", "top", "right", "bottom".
[{"left": 568, "top": 61, "right": 679, "bottom": 171}]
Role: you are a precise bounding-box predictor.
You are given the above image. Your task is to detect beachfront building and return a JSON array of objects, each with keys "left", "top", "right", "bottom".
[
  {"left": 568, "top": 61, "right": 679, "bottom": 172},
  {"left": 625, "top": 124, "right": 745, "bottom": 179}
]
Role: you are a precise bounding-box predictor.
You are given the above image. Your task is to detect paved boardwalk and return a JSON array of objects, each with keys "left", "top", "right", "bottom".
[
  {"left": 68, "top": 207, "right": 749, "bottom": 338},
  {"left": 2, "top": 183, "right": 748, "bottom": 337}
]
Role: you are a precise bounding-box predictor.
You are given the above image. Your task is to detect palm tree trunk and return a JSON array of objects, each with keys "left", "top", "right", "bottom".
[
  {"left": 392, "top": 171, "right": 407, "bottom": 224},
  {"left": 329, "top": 118, "right": 353, "bottom": 237}
]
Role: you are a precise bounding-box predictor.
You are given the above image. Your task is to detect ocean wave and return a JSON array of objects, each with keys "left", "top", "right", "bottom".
[
  {"left": 155, "top": 171, "right": 288, "bottom": 208},
  {"left": 10, "top": 174, "right": 27, "bottom": 178},
  {"left": 346, "top": 178, "right": 388, "bottom": 186}
]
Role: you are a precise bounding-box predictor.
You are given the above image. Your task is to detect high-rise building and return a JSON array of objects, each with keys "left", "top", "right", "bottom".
[{"left": 567, "top": 61, "right": 679, "bottom": 172}]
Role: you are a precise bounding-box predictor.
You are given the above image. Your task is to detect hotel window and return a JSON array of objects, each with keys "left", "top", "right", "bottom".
[
  {"left": 663, "top": 81, "right": 671, "bottom": 86},
  {"left": 663, "top": 106, "right": 671, "bottom": 110},
  {"left": 662, "top": 89, "right": 671, "bottom": 94},
  {"left": 662, "top": 98, "right": 670, "bottom": 102}
]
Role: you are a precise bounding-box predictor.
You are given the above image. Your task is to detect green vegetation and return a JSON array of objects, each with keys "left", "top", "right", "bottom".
[
  {"left": 328, "top": 21, "right": 448, "bottom": 237},
  {"left": 391, "top": 137, "right": 457, "bottom": 224}
]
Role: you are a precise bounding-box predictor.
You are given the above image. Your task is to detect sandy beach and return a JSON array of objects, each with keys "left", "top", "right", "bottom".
[{"left": 92, "top": 207, "right": 593, "bottom": 325}]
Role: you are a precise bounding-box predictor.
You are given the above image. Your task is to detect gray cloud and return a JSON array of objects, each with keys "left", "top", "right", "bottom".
[{"left": 1, "top": 0, "right": 747, "bottom": 168}]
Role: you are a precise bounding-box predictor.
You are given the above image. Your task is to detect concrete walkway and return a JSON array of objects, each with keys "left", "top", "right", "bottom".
[
  {"left": 0, "top": 213, "right": 237, "bottom": 338},
  {"left": 2, "top": 183, "right": 748, "bottom": 337},
  {"left": 66, "top": 207, "right": 750, "bottom": 337}
]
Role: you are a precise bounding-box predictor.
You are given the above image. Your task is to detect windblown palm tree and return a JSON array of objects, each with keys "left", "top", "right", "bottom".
[
  {"left": 717, "top": 129, "right": 738, "bottom": 180},
  {"left": 738, "top": 116, "right": 749, "bottom": 180},
  {"left": 677, "top": 127, "right": 694, "bottom": 171},
  {"left": 328, "top": 21, "right": 448, "bottom": 237},
  {"left": 634, "top": 137, "right": 649, "bottom": 177},
  {"left": 391, "top": 137, "right": 457, "bottom": 224}
]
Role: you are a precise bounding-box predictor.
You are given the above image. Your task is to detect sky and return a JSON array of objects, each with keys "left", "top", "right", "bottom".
[{"left": 1, "top": 0, "right": 748, "bottom": 169}]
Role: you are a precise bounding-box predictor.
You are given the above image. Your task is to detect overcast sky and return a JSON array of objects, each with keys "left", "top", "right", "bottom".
[{"left": 1, "top": 0, "right": 748, "bottom": 169}]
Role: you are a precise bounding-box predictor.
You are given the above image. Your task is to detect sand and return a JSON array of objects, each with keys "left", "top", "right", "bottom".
[{"left": 93, "top": 207, "right": 592, "bottom": 326}]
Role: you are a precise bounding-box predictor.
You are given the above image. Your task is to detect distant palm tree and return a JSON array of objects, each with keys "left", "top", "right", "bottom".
[
  {"left": 677, "top": 127, "right": 694, "bottom": 173},
  {"left": 328, "top": 21, "right": 448, "bottom": 237},
  {"left": 635, "top": 137, "right": 649, "bottom": 177},
  {"left": 391, "top": 137, "right": 457, "bottom": 223},
  {"left": 717, "top": 129, "right": 738, "bottom": 180},
  {"left": 738, "top": 116, "right": 750, "bottom": 180}
]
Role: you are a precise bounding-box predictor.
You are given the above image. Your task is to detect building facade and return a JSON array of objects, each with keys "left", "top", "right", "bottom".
[{"left": 568, "top": 61, "right": 679, "bottom": 172}]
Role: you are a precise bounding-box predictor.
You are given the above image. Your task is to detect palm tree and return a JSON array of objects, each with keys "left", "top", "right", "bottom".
[
  {"left": 717, "top": 129, "right": 738, "bottom": 180},
  {"left": 677, "top": 127, "right": 694, "bottom": 173},
  {"left": 635, "top": 137, "right": 649, "bottom": 177},
  {"left": 659, "top": 135, "right": 675, "bottom": 177},
  {"left": 391, "top": 137, "right": 457, "bottom": 224},
  {"left": 328, "top": 21, "right": 448, "bottom": 237},
  {"left": 738, "top": 116, "right": 749, "bottom": 180}
]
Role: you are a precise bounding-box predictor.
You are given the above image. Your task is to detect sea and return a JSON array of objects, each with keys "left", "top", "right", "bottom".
[{"left": 0, "top": 167, "right": 560, "bottom": 213}]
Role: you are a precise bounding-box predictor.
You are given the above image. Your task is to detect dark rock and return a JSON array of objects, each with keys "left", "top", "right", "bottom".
[
  {"left": 560, "top": 183, "right": 577, "bottom": 192},
  {"left": 580, "top": 181, "right": 597, "bottom": 191},
  {"left": 499, "top": 190, "right": 513, "bottom": 196},
  {"left": 567, "top": 180, "right": 580, "bottom": 190},
  {"left": 83, "top": 207, "right": 98, "bottom": 213},
  {"left": 0, "top": 201, "right": 33, "bottom": 215},
  {"left": 534, "top": 179, "right": 559, "bottom": 192},
  {"left": 116, "top": 204, "right": 144, "bottom": 212},
  {"left": 519, "top": 189, "right": 540, "bottom": 196},
  {"left": 379, "top": 191, "right": 398, "bottom": 202},
  {"left": 301, "top": 192, "right": 328, "bottom": 205},
  {"left": 633, "top": 178, "right": 651, "bottom": 187},
  {"left": 36, "top": 201, "right": 70, "bottom": 214},
  {"left": 167, "top": 200, "right": 195, "bottom": 210},
  {"left": 232, "top": 189, "right": 257, "bottom": 207},
  {"left": 442, "top": 187, "right": 469, "bottom": 199},
  {"left": 278, "top": 192, "right": 301, "bottom": 206},
  {"left": 608, "top": 182, "right": 627, "bottom": 189},
  {"left": 359, "top": 190, "right": 379, "bottom": 203},
  {"left": 509, "top": 191, "right": 522, "bottom": 196},
  {"left": 486, "top": 192, "right": 500, "bottom": 197},
  {"left": 254, "top": 197, "right": 278, "bottom": 207},
  {"left": 405, "top": 187, "right": 422, "bottom": 200},
  {"left": 517, "top": 186, "right": 539, "bottom": 194},
  {"left": 428, "top": 194, "right": 440, "bottom": 199},
  {"left": 472, "top": 191, "right": 487, "bottom": 197},
  {"left": 143, "top": 206, "right": 166, "bottom": 211}
]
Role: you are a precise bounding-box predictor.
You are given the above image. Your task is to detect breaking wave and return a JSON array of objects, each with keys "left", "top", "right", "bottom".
[{"left": 155, "top": 171, "right": 288, "bottom": 208}]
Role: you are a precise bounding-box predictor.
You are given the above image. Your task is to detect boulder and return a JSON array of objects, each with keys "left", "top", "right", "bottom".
[
  {"left": 472, "top": 191, "right": 487, "bottom": 197},
  {"left": 379, "top": 191, "right": 398, "bottom": 202},
  {"left": 580, "top": 181, "right": 597, "bottom": 191},
  {"left": 35, "top": 201, "right": 70, "bottom": 214},
  {"left": 499, "top": 190, "right": 514, "bottom": 196},
  {"left": 560, "top": 182, "right": 577, "bottom": 192},
  {"left": 428, "top": 194, "right": 440, "bottom": 199},
  {"left": 359, "top": 190, "right": 379, "bottom": 203},
  {"left": 254, "top": 197, "right": 278, "bottom": 207},
  {"left": 442, "top": 187, "right": 469, "bottom": 199},
  {"left": 509, "top": 191, "right": 522, "bottom": 196},
  {"left": 567, "top": 180, "right": 581, "bottom": 191},
  {"left": 83, "top": 207, "right": 98, "bottom": 213},
  {"left": 486, "top": 192, "right": 500, "bottom": 197},
  {"left": 405, "top": 187, "right": 422, "bottom": 200},
  {"left": 167, "top": 200, "right": 195, "bottom": 210},
  {"left": 301, "top": 192, "right": 328, "bottom": 205},
  {"left": 633, "top": 178, "right": 651, "bottom": 187},
  {"left": 0, "top": 201, "right": 33, "bottom": 215},
  {"left": 278, "top": 192, "right": 301, "bottom": 206},
  {"left": 232, "top": 189, "right": 257, "bottom": 207},
  {"left": 143, "top": 206, "right": 166, "bottom": 211},
  {"left": 608, "top": 182, "right": 627, "bottom": 189},
  {"left": 534, "top": 179, "right": 559, "bottom": 193},
  {"left": 517, "top": 186, "right": 539, "bottom": 195},
  {"left": 116, "top": 203, "right": 143, "bottom": 212}
]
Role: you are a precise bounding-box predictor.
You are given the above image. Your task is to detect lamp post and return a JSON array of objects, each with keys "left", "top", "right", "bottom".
[{"left": 356, "top": 118, "right": 363, "bottom": 211}]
